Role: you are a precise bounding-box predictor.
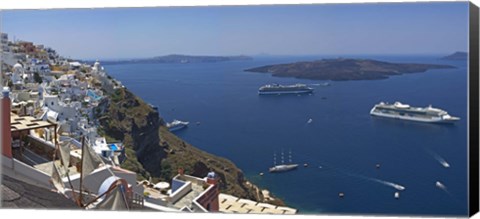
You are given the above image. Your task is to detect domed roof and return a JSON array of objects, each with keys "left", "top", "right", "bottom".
[
  {"left": 207, "top": 171, "right": 216, "bottom": 179},
  {"left": 92, "top": 60, "right": 101, "bottom": 71},
  {"left": 98, "top": 176, "right": 120, "bottom": 196},
  {"left": 13, "top": 63, "right": 23, "bottom": 69}
]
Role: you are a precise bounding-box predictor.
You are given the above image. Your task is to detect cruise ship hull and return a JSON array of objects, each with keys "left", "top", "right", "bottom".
[
  {"left": 258, "top": 89, "right": 313, "bottom": 95},
  {"left": 370, "top": 110, "right": 460, "bottom": 124},
  {"left": 269, "top": 164, "right": 299, "bottom": 173}
]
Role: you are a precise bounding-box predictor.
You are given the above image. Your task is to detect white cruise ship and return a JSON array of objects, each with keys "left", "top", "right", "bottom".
[
  {"left": 370, "top": 102, "right": 460, "bottom": 123},
  {"left": 258, "top": 83, "right": 313, "bottom": 95},
  {"left": 166, "top": 119, "right": 189, "bottom": 131}
]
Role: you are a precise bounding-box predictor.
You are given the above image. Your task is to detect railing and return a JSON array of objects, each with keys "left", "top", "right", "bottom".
[
  {"left": 130, "top": 192, "right": 144, "bottom": 209},
  {"left": 174, "top": 174, "right": 205, "bottom": 185}
]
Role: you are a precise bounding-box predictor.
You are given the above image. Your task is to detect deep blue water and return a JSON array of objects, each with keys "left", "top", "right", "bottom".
[{"left": 104, "top": 55, "right": 468, "bottom": 216}]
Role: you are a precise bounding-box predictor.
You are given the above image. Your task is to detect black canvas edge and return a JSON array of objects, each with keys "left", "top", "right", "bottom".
[{"left": 469, "top": 1, "right": 480, "bottom": 217}]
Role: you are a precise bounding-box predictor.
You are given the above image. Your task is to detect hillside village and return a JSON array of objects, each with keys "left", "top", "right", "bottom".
[{"left": 0, "top": 32, "right": 296, "bottom": 214}]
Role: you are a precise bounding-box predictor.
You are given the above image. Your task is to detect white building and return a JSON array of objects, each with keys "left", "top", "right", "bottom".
[
  {"left": 69, "top": 61, "right": 82, "bottom": 70},
  {"left": 28, "top": 58, "right": 51, "bottom": 74},
  {"left": 12, "top": 62, "right": 24, "bottom": 85},
  {"left": 92, "top": 60, "right": 103, "bottom": 72},
  {"left": 42, "top": 94, "right": 79, "bottom": 122}
]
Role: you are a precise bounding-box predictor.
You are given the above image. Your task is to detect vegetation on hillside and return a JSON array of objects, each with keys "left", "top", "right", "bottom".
[{"left": 95, "top": 86, "right": 284, "bottom": 205}]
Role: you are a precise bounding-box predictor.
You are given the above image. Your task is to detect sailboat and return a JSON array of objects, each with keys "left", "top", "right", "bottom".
[{"left": 269, "top": 150, "right": 299, "bottom": 173}]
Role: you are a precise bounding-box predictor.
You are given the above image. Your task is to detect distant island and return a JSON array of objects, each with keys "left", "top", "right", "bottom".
[
  {"left": 441, "top": 51, "right": 467, "bottom": 60},
  {"left": 100, "top": 54, "right": 252, "bottom": 65},
  {"left": 244, "top": 58, "right": 455, "bottom": 81}
]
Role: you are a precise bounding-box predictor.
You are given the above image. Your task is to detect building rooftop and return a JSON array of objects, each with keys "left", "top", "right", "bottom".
[
  {"left": 10, "top": 113, "right": 56, "bottom": 132},
  {"left": 219, "top": 193, "right": 297, "bottom": 214},
  {"left": 1, "top": 174, "right": 79, "bottom": 209}
]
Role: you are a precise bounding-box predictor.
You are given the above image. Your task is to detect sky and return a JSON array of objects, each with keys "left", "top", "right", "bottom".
[{"left": 0, "top": 2, "right": 470, "bottom": 59}]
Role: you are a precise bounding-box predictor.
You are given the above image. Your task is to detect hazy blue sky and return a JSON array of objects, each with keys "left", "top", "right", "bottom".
[{"left": 1, "top": 2, "right": 469, "bottom": 59}]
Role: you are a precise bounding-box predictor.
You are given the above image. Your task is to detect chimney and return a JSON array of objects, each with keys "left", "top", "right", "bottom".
[
  {"left": 205, "top": 171, "right": 220, "bottom": 212},
  {"left": 1, "top": 87, "right": 12, "bottom": 158},
  {"left": 206, "top": 171, "right": 219, "bottom": 185}
]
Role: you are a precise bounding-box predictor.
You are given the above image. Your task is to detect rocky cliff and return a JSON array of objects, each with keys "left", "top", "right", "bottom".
[
  {"left": 96, "top": 88, "right": 163, "bottom": 179},
  {"left": 96, "top": 87, "right": 283, "bottom": 205}
]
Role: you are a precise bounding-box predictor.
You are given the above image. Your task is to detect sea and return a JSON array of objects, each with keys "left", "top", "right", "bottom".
[{"left": 104, "top": 55, "right": 469, "bottom": 216}]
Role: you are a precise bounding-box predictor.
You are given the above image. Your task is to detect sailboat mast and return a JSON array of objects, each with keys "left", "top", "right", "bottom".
[
  {"left": 289, "top": 150, "right": 292, "bottom": 163},
  {"left": 78, "top": 136, "right": 85, "bottom": 207},
  {"left": 273, "top": 152, "right": 277, "bottom": 166},
  {"left": 281, "top": 150, "right": 284, "bottom": 164}
]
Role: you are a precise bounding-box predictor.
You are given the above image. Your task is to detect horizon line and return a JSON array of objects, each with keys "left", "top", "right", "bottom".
[{"left": 76, "top": 52, "right": 466, "bottom": 61}]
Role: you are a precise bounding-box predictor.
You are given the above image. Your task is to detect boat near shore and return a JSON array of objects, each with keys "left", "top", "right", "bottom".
[{"left": 166, "top": 119, "right": 189, "bottom": 132}]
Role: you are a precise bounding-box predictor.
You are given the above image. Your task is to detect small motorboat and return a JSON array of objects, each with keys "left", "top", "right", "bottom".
[{"left": 436, "top": 181, "right": 446, "bottom": 189}]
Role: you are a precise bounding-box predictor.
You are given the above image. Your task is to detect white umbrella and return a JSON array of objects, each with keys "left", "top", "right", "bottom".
[{"left": 154, "top": 182, "right": 170, "bottom": 190}]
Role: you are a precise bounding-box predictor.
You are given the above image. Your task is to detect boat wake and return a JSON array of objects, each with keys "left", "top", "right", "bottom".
[
  {"left": 436, "top": 181, "right": 454, "bottom": 197},
  {"left": 435, "top": 181, "right": 464, "bottom": 207},
  {"left": 290, "top": 153, "right": 406, "bottom": 191},
  {"left": 434, "top": 154, "right": 450, "bottom": 168},
  {"left": 426, "top": 149, "right": 450, "bottom": 168},
  {"left": 344, "top": 172, "right": 406, "bottom": 191},
  {"left": 372, "top": 179, "right": 406, "bottom": 191},
  {"left": 436, "top": 181, "right": 447, "bottom": 190}
]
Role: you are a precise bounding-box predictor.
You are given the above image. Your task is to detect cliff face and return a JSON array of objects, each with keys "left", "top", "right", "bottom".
[
  {"left": 97, "top": 88, "right": 164, "bottom": 179},
  {"left": 97, "top": 88, "right": 280, "bottom": 204},
  {"left": 130, "top": 109, "right": 166, "bottom": 177}
]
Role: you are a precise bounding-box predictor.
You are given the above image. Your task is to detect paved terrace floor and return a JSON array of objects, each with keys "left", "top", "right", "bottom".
[
  {"left": 219, "top": 193, "right": 297, "bottom": 214},
  {"left": 34, "top": 160, "right": 79, "bottom": 177},
  {"left": 172, "top": 183, "right": 204, "bottom": 209}
]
